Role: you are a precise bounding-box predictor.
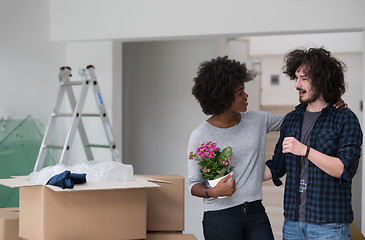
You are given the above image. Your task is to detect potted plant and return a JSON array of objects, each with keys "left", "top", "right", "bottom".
[{"left": 189, "top": 141, "right": 234, "bottom": 189}]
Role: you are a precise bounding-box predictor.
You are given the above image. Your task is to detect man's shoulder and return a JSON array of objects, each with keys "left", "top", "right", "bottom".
[
  {"left": 334, "top": 105, "right": 354, "bottom": 114},
  {"left": 331, "top": 106, "right": 359, "bottom": 121},
  {"left": 283, "top": 108, "right": 299, "bottom": 121}
]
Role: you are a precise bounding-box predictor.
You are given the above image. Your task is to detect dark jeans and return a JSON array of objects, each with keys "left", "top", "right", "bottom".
[{"left": 203, "top": 200, "right": 274, "bottom": 240}]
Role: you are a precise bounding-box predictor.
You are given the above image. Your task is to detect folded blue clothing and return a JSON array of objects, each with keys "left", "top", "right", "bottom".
[
  {"left": 69, "top": 172, "right": 87, "bottom": 184},
  {"left": 46, "top": 170, "right": 87, "bottom": 189}
]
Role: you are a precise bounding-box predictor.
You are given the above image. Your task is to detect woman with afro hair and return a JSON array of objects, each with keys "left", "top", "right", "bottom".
[{"left": 187, "top": 56, "right": 281, "bottom": 240}]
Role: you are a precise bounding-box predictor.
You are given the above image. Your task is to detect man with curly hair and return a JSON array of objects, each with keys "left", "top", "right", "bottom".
[
  {"left": 265, "top": 47, "right": 363, "bottom": 240},
  {"left": 187, "top": 56, "right": 282, "bottom": 239}
]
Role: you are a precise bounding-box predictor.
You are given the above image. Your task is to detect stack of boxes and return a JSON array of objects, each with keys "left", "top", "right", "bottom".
[
  {"left": 141, "top": 175, "right": 196, "bottom": 240},
  {"left": 0, "top": 208, "right": 20, "bottom": 240},
  {"left": 0, "top": 174, "right": 197, "bottom": 240}
]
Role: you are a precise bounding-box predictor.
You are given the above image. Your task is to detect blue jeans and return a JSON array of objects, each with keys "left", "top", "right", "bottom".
[
  {"left": 283, "top": 219, "right": 350, "bottom": 240},
  {"left": 203, "top": 200, "right": 274, "bottom": 240}
]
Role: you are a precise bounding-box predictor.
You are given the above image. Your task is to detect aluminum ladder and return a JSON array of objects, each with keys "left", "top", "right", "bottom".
[{"left": 34, "top": 65, "right": 121, "bottom": 171}]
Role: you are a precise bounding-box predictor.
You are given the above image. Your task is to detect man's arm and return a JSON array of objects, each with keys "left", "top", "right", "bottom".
[{"left": 282, "top": 137, "right": 344, "bottom": 178}]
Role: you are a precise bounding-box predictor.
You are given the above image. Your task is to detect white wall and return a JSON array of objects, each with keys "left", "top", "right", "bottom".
[
  {"left": 50, "top": 0, "right": 365, "bottom": 41},
  {"left": 0, "top": 0, "right": 65, "bottom": 120},
  {"left": 247, "top": 32, "right": 364, "bottom": 56},
  {"left": 228, "top": 39, "right": 260, "bottom": 111},
  {"left": 63, "top": 41, "right": 122, "bottom": 165},
  {"left": 363, "top": 30, "right": 365, "bottom": 234},
  {"left": 123, "top": 39, "right": 233, "bottom": 240},
  {"left": 260, "top": 55, "right": 298, "bottom": 106},
  {"left": 339, "top": 53, "right": 363, "bottom": 123}
]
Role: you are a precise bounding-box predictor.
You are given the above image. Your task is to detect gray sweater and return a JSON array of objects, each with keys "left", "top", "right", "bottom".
[{"left": 187, "top": 111, "right": 283, "bottom": 211}]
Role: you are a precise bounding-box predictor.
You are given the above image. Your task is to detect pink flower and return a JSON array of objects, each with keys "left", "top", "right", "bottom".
[{"left": 190, "top": 141, "right": 233, "bottom": 180}]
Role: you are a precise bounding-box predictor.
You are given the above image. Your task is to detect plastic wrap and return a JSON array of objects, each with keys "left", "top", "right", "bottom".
[{"left": 28, "top": 160, "right": 134, "bottom": 185}]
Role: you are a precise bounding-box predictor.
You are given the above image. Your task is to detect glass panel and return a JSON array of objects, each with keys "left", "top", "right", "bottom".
[{"left": 0, "top": 115, "right": 55, "bottom": 207}]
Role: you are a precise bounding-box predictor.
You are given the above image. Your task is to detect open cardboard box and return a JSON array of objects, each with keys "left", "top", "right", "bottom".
[{"left": 0, "top": 175, "right": 160, "bottom": 240}]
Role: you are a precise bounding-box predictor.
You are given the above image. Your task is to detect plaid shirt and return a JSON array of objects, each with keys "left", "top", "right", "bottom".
[{"left": 266, "top": 102, "right": 362, "bottom": 223}]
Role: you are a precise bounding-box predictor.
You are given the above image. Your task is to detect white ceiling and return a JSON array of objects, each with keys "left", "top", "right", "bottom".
[{"left": 242, "top": 32, "right": 363, "bottom": 56}]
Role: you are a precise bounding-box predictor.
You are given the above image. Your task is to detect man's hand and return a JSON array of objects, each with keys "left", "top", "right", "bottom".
[{"left": 282, "top": 137, "right": 306, "bottom": 156}]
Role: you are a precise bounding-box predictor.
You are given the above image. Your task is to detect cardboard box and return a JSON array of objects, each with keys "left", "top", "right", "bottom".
[
  {"left": 350, "top": 223, "right": 365, "bottom": 239},
  {"left": 0, "top": 208, "right": 19, "bottom": 213},
  {"left": 139, "top": 175, "right": 184, "bottom": 231},
  {"left": 146, "top": 232, "right": 197, "bottom": 240},
  {"left": 0, "top": 176, "right": 159, "bottom": 240},
  {"left": 0, "top": 210, "right": 20, "bottom": 240}
]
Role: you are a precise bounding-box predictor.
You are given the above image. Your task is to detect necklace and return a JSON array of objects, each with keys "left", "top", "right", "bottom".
[{"left": 209, "top": 114, "right": 240, "bottom": 128}]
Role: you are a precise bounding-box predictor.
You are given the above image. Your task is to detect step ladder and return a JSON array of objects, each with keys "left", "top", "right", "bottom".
[{"left": 34, "top": 65, "right": 121, "bottom": 171}]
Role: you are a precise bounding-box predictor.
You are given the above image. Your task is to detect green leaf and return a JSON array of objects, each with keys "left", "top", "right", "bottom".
[
  {"left": 221, "top": 147, "right": 232, "bottom": 157},
  {"left": 204, "top": 173, "right": 214, "bottom": 180},
  {"left": 218, "top": 167, "right": 227, "bottom": 175},
  {"left": 213, "top": 174, "right": 224, "bottom": 179},
  {"left": 216, "top": 147, "right": 232, "bottom": 160}
]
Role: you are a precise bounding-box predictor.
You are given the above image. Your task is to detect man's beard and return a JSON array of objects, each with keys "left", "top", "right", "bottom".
[{"left": 298, "top": 88, "right": 320, "bottom": 104}]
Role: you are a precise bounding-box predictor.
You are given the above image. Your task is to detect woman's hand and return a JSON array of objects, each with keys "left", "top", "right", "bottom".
[
  {"left": 210, "top": 172, "right": 236, "bottom": 197},
  {"left": 333, "top": 98, "right": 348, "bottom": 109}
]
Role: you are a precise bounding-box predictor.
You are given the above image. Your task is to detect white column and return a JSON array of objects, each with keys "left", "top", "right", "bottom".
[
  {"left": 227, "top": 39, "right": 260, "bottom": 111},
  {"left": 112, "top": 41, "right": 123, "bottom": 158},
  {"left": 362, "top": 29, "right": 365, "bottom": 235}
]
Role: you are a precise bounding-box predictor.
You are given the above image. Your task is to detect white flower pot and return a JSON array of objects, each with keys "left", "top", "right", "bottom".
[{"left": 207, "top": 175, "right": 226, "bottom": 188}]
